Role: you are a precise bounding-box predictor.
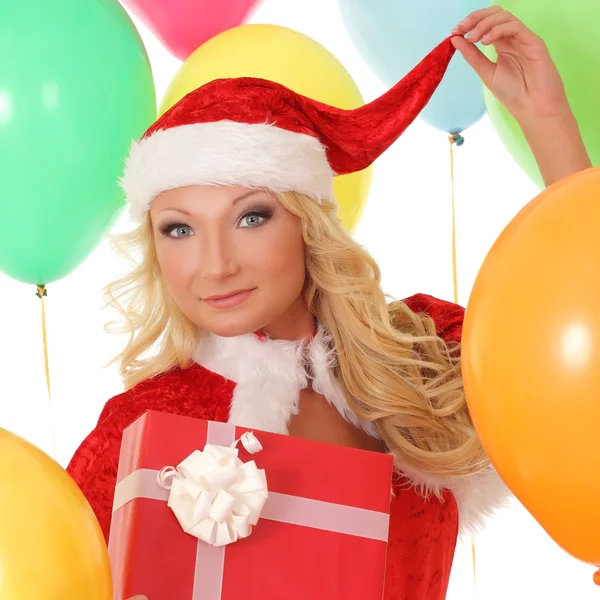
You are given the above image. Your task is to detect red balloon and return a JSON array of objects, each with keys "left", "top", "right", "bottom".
[{"left": 122, "top": 0, "right": 263, "bottom": 60}]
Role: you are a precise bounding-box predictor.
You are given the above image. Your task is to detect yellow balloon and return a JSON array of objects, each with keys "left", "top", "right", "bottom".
[
  {"left": 0, "top": 429, "right": 112, "bottom": 600},
  {"left": 160, "top": 23, "right": 372, "bottom": 232}
]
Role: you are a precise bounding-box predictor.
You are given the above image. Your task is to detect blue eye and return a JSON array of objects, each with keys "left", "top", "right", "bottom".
[
  {"left": 238, "top": 210, "right": 271, "bottom": 228},
  {"left": 160, "top": 223, "right": 194, "bottom": 238}
]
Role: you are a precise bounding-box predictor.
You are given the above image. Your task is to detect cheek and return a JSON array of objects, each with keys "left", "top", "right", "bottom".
[
  {"left": 155, "top": 242, "right": 200, "bottom": 297},
  {"left": 247, "top": 225, "right": 305, "bottom": 288}
]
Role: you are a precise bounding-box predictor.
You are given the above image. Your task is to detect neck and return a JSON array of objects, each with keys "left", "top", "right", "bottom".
[{"left": 260, "top": 298, "right": 316, "bottom": 342}]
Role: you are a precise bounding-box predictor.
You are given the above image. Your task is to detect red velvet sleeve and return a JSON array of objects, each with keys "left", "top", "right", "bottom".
[
  {"left": 66, "top": 365, "right": 234, "bottom": 542},
  {"left": 66, "top": 392, "right": 155, "bottom": 542}
]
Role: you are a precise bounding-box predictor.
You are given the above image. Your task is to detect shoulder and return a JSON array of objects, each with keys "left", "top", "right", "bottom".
[
  {"left": 66, "top": 363, "right": 234, "bottom": 540},
  {"left": 401, "top": 294, "right": 512, "bottom": 533},
  {"left": 97, "top": 363, "right": 234, "bottom": 426},
  {"left": 402, "top": 293, "right": 464, "bottom": 345}
]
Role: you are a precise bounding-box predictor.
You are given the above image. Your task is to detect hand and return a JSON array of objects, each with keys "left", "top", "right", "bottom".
[{"left": 451, "top": 7, "right": 571, "bottom": 125}]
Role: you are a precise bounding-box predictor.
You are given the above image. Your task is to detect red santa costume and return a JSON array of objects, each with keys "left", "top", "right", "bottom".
[{"left": 68, "top": 38, "right": 509, "bottom": 600}]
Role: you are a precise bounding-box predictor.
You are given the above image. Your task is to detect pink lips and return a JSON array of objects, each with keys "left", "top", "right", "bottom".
[{"left": 203, "top": 289, "right": 254, "bottom": 309}]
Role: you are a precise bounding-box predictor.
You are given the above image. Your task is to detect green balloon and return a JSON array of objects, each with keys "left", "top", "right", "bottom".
[
  {"left": 484, "top": 0, "right": 600, "bottom": 189},
  {"left": 0, "top": 1, "right": 156, "bottom": 284}
]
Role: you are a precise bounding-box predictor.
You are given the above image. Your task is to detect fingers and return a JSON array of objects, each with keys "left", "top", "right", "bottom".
[
  {"left": 450, "top": 36, "right": 495, "bottom": 89},
  {"left": 478, "top": 21, "right": 524, "bottom": 46},
  {"left": 462, "top": 10, "right": 515, "bottom": 44},
  {"left": 451, "top": 6, "right": 503, "bottom": 35},
  {"left": 452, "top": 7, "right": 543, "bottom": 49}
]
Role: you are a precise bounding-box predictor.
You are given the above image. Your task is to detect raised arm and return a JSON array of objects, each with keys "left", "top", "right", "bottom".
[{"left": 451, "top": 7, "right": 592, "bottom": 186}]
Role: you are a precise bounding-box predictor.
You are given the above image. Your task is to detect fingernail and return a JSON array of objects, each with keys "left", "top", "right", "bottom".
[
  {"left": 481, "top": 33, "right": 490, "bottom": 44},
  {"left": 451, "top": 26, "right": 461, "bottom": 34}
]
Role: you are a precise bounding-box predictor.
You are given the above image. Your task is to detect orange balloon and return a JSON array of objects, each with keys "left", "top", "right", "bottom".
[
  {"left": 0, "top": 429, "right": 112, "bottom": 599},
  {"left": 462, "top": 167, "right": 600, "bottom": 566}
]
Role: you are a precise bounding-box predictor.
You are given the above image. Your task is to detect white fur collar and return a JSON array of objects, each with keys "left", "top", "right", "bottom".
[
  {"left": 193, "top": 324, "right": 378, "bottom": 437},
  {"left": 192, "top": 325, "right": 511, "bottom": 536}
]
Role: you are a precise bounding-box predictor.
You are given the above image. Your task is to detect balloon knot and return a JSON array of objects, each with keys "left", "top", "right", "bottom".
[
  {"left": 449, "top": 133, "right": 465, "bottom": 146},
  {"left": 35, "top": 285, "right": 47, "bottom": 299},
  {"left": 593, "top": 569, "right": 600, "bottom": 586}
]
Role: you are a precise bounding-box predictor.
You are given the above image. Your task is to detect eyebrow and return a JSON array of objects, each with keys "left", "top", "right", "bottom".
[
  {"left": 232, "top": 189, "right": 265, "bottom": 206},
  {"left": 158, "top": 207, "right": 191, "bottom": 216},
  {"left": 156, "top": 190, "right": 266, "bottom": 217}
]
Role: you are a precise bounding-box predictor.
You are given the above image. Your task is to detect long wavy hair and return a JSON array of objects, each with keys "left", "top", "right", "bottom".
[{"left": 105, "top": 190, "right": 490, "bottom": 479}]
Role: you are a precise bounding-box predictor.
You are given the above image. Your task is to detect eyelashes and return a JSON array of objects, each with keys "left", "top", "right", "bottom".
[
  {"left": 157, "top": 206, "right": 274, "bottom": 238},
  {"left": 238, "top": 208, "right": 273, "bottom": 228},
  {"left": 158, "top": 222, "right": 191, "bottom": 237}
]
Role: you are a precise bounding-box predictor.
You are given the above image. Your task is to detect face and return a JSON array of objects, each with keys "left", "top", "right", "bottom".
[{"left": 150, "top": 185, "right": 308, "bottom": 338}]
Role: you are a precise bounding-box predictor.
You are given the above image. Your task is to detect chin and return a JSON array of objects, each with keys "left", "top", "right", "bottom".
[{"left": 198, "top": 312, "right": 267, "bottom": 338}]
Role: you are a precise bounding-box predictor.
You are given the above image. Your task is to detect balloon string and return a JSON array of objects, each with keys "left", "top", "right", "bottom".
[
  {"left": 472, "top": 541, "right": 477, "bottom": 598},
  {"left": 36, "top": 285, "right": 57, "bottom": 460},
  {"left": 449, "top": 133, "right": 464, "bottom": 305},
  {"left": 450, "top": 132, "right": 473, "bottom": 593}
]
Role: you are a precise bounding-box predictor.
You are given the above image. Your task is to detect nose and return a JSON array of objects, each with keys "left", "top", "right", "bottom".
[{"left": 199, "top": 231, "right": 239, "bottom": 281}]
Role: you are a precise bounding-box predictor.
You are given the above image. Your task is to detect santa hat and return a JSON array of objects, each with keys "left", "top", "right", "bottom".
[{"left": 122, "top": 38, "right": 456, "bottom": 221}]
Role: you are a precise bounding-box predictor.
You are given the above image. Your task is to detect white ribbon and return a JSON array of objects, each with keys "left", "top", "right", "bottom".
[{"left": 157, "top": 432, "right": 268, "bottom": 547}]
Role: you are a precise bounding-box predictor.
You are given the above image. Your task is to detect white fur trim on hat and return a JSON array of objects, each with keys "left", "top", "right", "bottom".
[{"left": 121, "top": 120, "right": 336, "bottom": 221}]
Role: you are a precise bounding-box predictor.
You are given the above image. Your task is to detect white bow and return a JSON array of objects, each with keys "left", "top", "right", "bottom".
[{"left": 158, "top": 433, "right": 268, "bottom": 547}]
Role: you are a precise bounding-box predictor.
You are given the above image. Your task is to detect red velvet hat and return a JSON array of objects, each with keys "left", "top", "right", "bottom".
[{"left": 122, "top": 38, "right": 455, "bottom": 220}]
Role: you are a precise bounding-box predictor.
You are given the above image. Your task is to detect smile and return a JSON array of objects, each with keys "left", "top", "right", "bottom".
[{"left": 203, "top": 289, "right": 255, "bottom": 309}]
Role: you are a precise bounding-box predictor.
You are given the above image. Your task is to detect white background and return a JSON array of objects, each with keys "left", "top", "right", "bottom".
[{"left": 0, "top": 0, "right": 596, "bottom": 598}]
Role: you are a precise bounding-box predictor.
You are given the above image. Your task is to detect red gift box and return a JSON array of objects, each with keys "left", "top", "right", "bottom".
[{"left": 109, "top": 410, "right": 394, "bottom": 600}]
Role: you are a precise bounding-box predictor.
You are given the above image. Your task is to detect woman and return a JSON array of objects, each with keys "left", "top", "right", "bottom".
[{"left": 68, "top": 8, "right": 591, "bottom": 600}]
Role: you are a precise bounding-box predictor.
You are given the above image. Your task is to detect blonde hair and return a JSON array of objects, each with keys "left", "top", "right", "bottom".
[{"left": 105, "top": 191, "right": 489, "bottom": 479}]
